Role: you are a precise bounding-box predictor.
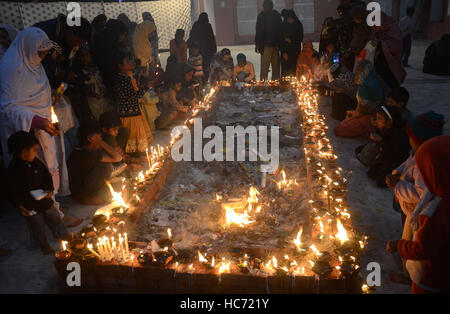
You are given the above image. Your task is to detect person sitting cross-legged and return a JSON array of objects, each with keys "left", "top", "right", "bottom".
[{"left": 68, "top": 122, "right": 122, "bottom": 205}]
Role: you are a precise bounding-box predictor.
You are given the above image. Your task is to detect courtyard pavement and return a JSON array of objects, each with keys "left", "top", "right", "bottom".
[{"left": 0, "top": 41, "right": 448, "bottom": 293}]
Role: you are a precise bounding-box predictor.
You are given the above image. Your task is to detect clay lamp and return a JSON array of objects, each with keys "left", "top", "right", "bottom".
[{"left": 111, "top": 206, "right": 128, "bottom": 219}]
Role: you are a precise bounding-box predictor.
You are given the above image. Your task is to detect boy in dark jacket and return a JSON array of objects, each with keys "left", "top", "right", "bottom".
[{"left": 7, "top": 131, "right": 69, "bottom": 255}]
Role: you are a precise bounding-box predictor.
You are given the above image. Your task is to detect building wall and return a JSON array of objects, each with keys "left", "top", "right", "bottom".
[{"left": 0, "top": 0, "right": 192, "bottom": 50}]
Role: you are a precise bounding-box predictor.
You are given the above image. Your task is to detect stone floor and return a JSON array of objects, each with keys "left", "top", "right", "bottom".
[{"left": 0, "top": 41, "right": 449, "bottom": 293}]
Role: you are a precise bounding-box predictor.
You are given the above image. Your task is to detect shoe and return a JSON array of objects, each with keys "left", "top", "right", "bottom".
[
  {"left": 40, "top": 244, "right": 55, "bottom": 255},
  {"left": 63, "top": 215, "right": 84, "bottom": 228}
]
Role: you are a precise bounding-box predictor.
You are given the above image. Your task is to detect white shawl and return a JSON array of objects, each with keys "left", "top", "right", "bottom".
[{"left": 0, "top": 27, "right": 70, "bottom": 196}]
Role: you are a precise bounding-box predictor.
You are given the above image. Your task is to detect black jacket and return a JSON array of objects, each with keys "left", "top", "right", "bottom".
[
  {"left": 255, "top": 10, "right": 282, "bottom": 53},
  {"left": 7, "top": 158, "right": 54, "bottom": 213}
]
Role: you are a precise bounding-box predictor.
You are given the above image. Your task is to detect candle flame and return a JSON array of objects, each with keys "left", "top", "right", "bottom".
[
  {"left": 335, "top": 219, "right": 349, "bottom": 244},
  {"left": 51, "top": 107, "right": 59, "bottom": 123}
]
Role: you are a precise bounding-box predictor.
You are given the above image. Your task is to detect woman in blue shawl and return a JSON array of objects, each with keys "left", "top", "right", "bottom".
[{"left": 334, "top": 60, "right": 385, "bottom": 139}]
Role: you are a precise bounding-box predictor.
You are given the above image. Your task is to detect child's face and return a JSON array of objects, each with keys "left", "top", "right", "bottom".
[
  {"left": 19, "top": 144, "right": 39, "bottom": 162},
  {"left": 375, "top": 112, "right": 392, "bottom": 130},
  {"left": 118, "top": 55, "right": 135, "bottom": 72},
  {"left": 103, "top": 126, "right": 120, "bottom": 138},
  {"left": 238, "top": 60, "right": 246, "bottom": 67},
  {"left": 79, "top": 50, "right": 92, "bottom": 66},
  {"left": 387, "top": 97, "right": 404, "bottom": 109},
  {"left": 173, "top": 82, "right": 182, "bottom": 92},
  {"left": 191, "top": 48, "right": 199, "bottom": 56},
  {"left": 185, "top": 71, "right": 194, "bottom": 82},
  {"left": 159, "top": 91, "right": 169, "bottom": 101}
]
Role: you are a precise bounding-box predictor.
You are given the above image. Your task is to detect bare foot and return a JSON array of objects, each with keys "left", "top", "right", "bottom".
[{"left": 63, "top": 215, "right": 83, "bottom": 228}]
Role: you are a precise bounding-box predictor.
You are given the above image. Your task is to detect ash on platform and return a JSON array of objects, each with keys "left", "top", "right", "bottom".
[{"left": 132, "top": 88, "right": 311, "bottom": 261}]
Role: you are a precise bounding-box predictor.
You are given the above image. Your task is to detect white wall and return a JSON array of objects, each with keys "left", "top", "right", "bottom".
[{"left": 203, "top": 0, "right": 217, "bottom": 35}]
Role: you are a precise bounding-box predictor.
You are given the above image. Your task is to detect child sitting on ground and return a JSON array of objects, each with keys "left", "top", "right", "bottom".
[
  {"left": 155, "top": 85, "right": 177, "bottom": 130},
  {"left": 233, "top": 53, "right": 255, "bottom": 83},
  {"left": 387, "top": 87, "right": 412, "bottom": 123},
  {"left": 169, "top": 78, "right": 189, "bottom": 120},
  {"left": 99, "top": 111, "right": 144, "bottom": 173},
  {"left": 308, "top": 53, "right": 326, "bottom": 83},
  {"left": 188, "top": 43, "right": 204, "bottom": 84},
  {"left": 6, "top": 131, "right": 69, "bottom": 255},
  {"left": 67, "top": 122, "right": 123, "bottom": 205},
  {"left": 356, "top": 105, "right": 411, "bottom": 188}
]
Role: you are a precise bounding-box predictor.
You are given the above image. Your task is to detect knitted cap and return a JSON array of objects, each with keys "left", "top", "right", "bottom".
[{"left": 407, "top": 111, "right": 445, "bottom": 145}]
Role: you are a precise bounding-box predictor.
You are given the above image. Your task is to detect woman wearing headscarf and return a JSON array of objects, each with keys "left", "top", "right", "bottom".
[
  {"left": 387, "top": 135, "right": 450, "bottom": 294},
  {"left": 188, "top": 13, "right": 217, "bottom": 80},
  {"left": 326, "top": 63, "right": 357, "bottom": 121},
  {"left": 0, "top": 28, "right": 73, "bottom": 217},
  {"left": 372, "top": 13, "right": 406, "bottom": 89},
  {"left": 0, "top": 24, "right": 18, "bottom": 60},
  {"left": 334, "top": 60, "right": 385, "bottom": 139},
  {"left": 142, "top": 12, "right": 160, "bottom": 67},
  {"left": 132, "top": 20, "right": 155, "bottom": 68},
  {"left": 209, "top": 48, "right": 234, "bottom": 84},
  {"left": 296, "top": 41, "right": 316, "bottom": 78},
  {"left": 280, "top": 10, "right": 303, "bottom": 77},
  {"left": 93, "top": 19, "right": 129, "bottom": 97}
]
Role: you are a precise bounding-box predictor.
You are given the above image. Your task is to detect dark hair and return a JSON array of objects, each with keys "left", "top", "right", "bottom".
[
  {"left": 92, "top": 14, "right": 107, "bottom": 28},
  {"left": 378, "top": 105, "right": 404, "bottom": 129},
  {"left": 156, "top": 84, "right": 169, "bottom": 94},
  {"left": 99, "top": 111, "right": 121, "bottom": 130},
  {"left": 7, "top": 131, "right": 39, "bottom": 156},
  {"left": 388, "top": 87, "right": 410, "bottom": 107},
  {"left": 77, "top": 121, "right": 101, "bottom": 146},
  {"left": 113, "top": 49, "right": 134, "bottom": 68},
  {"left": 184, "top": 64, "right": 195, "bottom": 74},
  {"left": 312, "top": 52, "right": 321, "bottom": 61},
  {"left": 263, "top": 0, "right": 274, "bottom": 10},
  {"left": 406, "top": 6, "right": 415, "bottom": 17},
  {"left": 220, "top": 48, "right": 231, "bottom": 57},
  {"left": 175, "top": 29, "right": 185, "bottom": 38},
  {"left": 67, "top": 17, "right": 92, "bottom": 42},
  {"left": 237, "top": 53, "right": 246, "bottom": 62},
  {"left": 281, "top": 9, "right": 289, "bottom": 19}
]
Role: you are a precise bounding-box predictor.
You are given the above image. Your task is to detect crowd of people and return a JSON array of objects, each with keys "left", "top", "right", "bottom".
[{"left": 0, "top": 0, "right": 449, "bottom": 295}]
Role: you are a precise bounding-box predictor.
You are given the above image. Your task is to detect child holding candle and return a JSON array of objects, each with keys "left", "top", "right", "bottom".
[
  {"left": 6, "top": 131, "right": 69, "bottom": 255},
  {"left": 155, "top": 85, "right": 177, "bottom": 130},
  {"left": 99, "top": 111, "right": 144, "bottom": 172},
  {"left": 113, "top": 49, "right": 153, "bottom": 155}
]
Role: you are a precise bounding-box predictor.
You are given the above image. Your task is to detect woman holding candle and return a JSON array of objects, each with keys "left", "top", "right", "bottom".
[{"left": 0, "top": 28, "right": 84, "bottom": 228}]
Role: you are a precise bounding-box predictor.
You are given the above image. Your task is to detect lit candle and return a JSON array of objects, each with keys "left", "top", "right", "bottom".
[
  {"left": 87, "top": 243, "right": 101, "bottom": 259},
  {"left": 124, "top": 233, "right": 130, "bottom": 255}
]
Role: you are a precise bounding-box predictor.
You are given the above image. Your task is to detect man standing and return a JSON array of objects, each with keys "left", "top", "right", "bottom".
[
  {"left": 399, "top": 7, "right": 415, "bottom": 68},
  {"left": 255, "top": 0, "right": 282, "bottom": 81}
]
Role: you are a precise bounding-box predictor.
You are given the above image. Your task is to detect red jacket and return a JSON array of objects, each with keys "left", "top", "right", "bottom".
[
  {"left": 397, "top": 136, "right": 450, "bottom": 293},
  {"left": 398, "top": 198, "right": 450, "bottom": 293}
]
